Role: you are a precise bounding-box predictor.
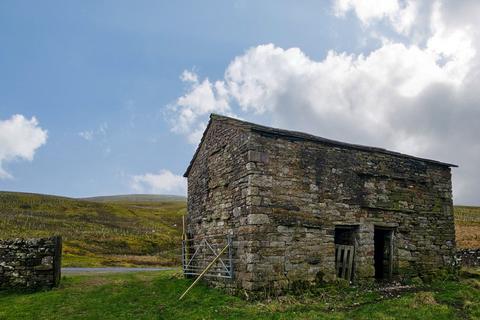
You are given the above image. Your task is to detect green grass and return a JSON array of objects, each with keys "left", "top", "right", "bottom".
[
  {"left": 0, "top": 269, "right": 479, "bottom": 320},
  {"left": 0, "top": 191, "right": 186, "bottom": 267}
]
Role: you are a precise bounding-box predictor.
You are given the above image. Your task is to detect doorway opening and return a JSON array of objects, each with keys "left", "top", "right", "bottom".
[
  {"left": 374, "top": 227, "right": 394, "bottom": 280},
  {"left": 334, "top": 226, "right": 358, "bottom": 281}
]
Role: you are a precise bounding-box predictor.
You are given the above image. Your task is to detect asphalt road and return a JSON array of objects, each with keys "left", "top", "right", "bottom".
[{"left": 61, "top": 267, "right": 174, "bottom": 275}]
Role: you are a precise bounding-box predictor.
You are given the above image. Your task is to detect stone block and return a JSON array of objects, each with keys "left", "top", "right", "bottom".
[
  {"left": 247, "top": 150, "right": 269, "bottom": 163},
  {"left": 247, "top": 214, "right": 270, "bottom": 225}
]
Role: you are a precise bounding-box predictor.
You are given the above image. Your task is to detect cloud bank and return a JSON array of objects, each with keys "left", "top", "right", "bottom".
[
  {"left": 130, "top": 170, "right": 186, "bottom": 196},
  {"left": 168, "top": 0, "right": 480, "bottom": 204},
  {"left": 0, "top": 115, "right": 48, "bottom": 179}
]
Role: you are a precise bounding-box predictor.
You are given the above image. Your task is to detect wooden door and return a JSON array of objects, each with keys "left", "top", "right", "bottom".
[{"left": 335, "top": 244, "right": 355, "bottom": 281}]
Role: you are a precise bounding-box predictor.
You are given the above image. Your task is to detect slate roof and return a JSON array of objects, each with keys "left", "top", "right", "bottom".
[{"left": 183, "top": 114, "right": 457, "bottom": 177}]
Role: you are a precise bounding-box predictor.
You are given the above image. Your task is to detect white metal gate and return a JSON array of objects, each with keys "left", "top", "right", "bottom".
[{"left": 182, "top": 235, "right": 233, "bottom": 279}]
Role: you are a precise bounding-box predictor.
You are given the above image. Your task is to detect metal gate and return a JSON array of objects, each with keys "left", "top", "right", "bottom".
[
  {"left": 335, "top": 244, "right": 354, "bottom": 281},
  {"left": 182, "top": 235, "right": 233, "bottom": 279}
]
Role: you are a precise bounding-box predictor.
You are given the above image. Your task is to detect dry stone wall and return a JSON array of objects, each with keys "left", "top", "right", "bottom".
[
  {"left": 457, "top": 248, "right": 480, "bottom": 267},
  {"left": 0, "top": 236, "right": 62, "bottom": 290}
]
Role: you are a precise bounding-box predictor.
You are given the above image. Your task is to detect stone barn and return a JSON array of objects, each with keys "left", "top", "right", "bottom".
[{"left": 182, "top": 114, "right": 457, "bottom": 295}]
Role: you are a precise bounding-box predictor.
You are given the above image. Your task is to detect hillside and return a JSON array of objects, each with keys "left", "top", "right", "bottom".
[
  {"left": 0, "top": 191, "right": 479, "bottom": 267},
  {"left": 0, "top": 191, "right": 185, "bottom": 267},
  {"left": 83, "top": 194, "right": 186, "bottom": 203}
]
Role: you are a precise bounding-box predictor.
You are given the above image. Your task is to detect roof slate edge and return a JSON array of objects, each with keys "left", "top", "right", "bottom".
[
  {"left": 183, "top": 116, "right": 215, "bottom": 177},
  {"left": 183, "top": 113, "right": 458, "bottom": 177}
]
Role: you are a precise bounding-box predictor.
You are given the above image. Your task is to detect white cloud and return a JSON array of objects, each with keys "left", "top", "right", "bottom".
[
  {"left": 334, "top": 0, "right": 399, "bottom": 24},
  {"left": 167, "top": 0, "right": 480, "bottom": 204},
  {"left": 180, "top": 70, "right": 198, "bottom": 83},
  {"left": 334, "top": 0, "right": 418, "bottom": 36},
  {"left": 168, "top": 71, "right": 234, "bottom": 144},
  {"left": 169, "top": 39, "right": 473, "bottom": 149},
  {"left": 79, "top": 122, "right": 108, "bottom": 141},
  {"left": 0, "top": 115, "right": 47, "bottom": 178},
  {"left": 130, "top": 170, "right": 186, "bottom": 195}
]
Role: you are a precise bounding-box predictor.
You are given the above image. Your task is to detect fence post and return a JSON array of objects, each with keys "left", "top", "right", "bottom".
[
  {"left": 227, "top": 234, "right": 234, "bottom": 279},
  {"left": 53, "top": 235, "right": 62, "bottom": 287},
  {"left": 182, "top": 215, "right": 190, "bottom": 276}
]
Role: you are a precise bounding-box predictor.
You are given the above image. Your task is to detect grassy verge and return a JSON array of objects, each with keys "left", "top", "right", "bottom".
[{"left": 0, "top": 269, "right": 479, "bottom": 320}]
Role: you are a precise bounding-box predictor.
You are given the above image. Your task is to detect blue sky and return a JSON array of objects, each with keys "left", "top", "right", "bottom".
[
  {"left": 0, "top": 1, "right": 346, "bottom": 197},
  {"left": 1, "top": 1, "right": 480, "bottom": 204}
]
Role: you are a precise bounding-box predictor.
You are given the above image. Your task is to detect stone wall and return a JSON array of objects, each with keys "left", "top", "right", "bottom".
[
  {"left": 0, "top": 236, "right": 62, "bottom": 290},
  {"left": 457, "top": 248, "right": 480, "bottom": 267},
  {"left": 185, "top": 115, "right": 457, "bottom": 296},
  {"left": 245, "top": 130, "right": 456, "bottom": 291},
  {"left": 185, "top": 117, "right": 250, "bottom": 292}
]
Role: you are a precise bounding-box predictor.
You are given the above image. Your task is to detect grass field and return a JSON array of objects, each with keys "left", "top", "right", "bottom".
[
  {"left": 0, "top": 192, "right": 185, "bottom": 267},
  {"left": 454, "top": 206, "right": 480, "bottom": 249},
  {"left": 0, "top": 191, "right": 479, "bottom": 268},
  {"left": 0, "top": 269, "right": 479, "bottom": 319}
]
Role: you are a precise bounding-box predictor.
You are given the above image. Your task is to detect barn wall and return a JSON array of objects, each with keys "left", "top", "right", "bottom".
[
  {"left": 244, "top": 130, "right": 455, "bottom": 292},
  {"left": 186, "top": 119, "right": 252, "bottom": 291},
  {"left": 186, "top": 116, "right": 456, "bottom": 296}
]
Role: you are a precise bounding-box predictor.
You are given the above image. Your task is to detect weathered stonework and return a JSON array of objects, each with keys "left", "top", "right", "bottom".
[
  {"left": 0, "top": 236, "right": 62, "bottom": 290},
  {"left": 457, "top": 248, "right": 480, "bottom": 267},
  {"left": 184, "top": 114, "right": 457, "bottom": 296}
]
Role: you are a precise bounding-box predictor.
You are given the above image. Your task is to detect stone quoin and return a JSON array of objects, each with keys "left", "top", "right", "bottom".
[{"left": 183, "top": 114, "right": 457, "bottom": 295}]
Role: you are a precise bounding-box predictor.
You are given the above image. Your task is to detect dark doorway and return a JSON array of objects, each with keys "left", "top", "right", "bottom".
[
  {"left": 335, "top": 227, "right": 356, "bottom": 246},
  {"left": 374, "top": 227, "right": 393, "bottom": 280}
]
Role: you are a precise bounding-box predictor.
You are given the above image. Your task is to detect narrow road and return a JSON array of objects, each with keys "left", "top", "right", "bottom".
[{"left": 62, "top": 267, "right": 174, "bottom": 275}]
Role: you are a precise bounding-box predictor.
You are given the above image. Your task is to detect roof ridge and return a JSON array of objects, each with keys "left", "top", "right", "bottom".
[{"left": 184, "top": 113, "right": 457, "bottom": 177}]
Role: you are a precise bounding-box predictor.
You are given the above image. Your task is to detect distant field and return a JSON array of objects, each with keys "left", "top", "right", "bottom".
[
  {"left": 454, "top": 206, "right": 480, "bottom": 248},
  {"left": 0, "top": 191, "right": 479, "bottom": 268},
  {"left": 0, "top": 192, "right": 185, "bottom": 267}
]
